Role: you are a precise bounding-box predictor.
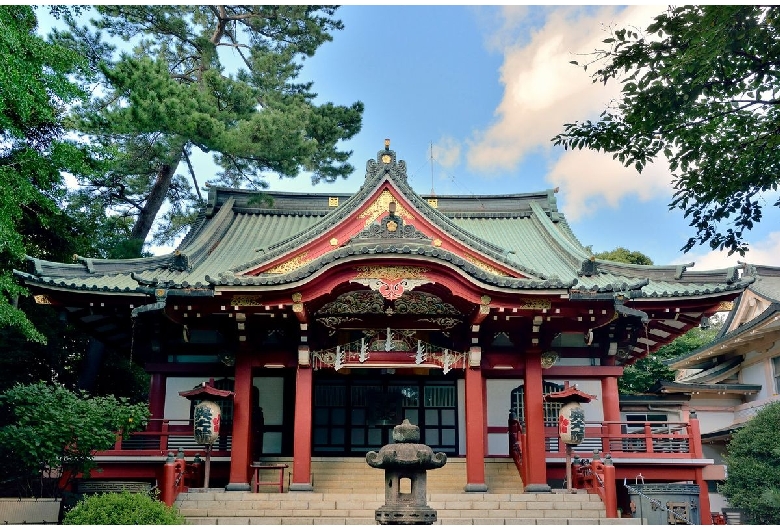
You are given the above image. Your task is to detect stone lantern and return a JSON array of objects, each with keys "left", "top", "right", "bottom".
[{"left": 366, "top": 419, "right": 447, "bottom": 525}]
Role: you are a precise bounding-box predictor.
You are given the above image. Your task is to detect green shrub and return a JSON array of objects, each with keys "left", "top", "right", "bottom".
[
  {"left": 63, "top": 490, "right": 185, "bottom": 525},
  {"left": 721, "top": 402, "right": 780, "bottom": 524}
]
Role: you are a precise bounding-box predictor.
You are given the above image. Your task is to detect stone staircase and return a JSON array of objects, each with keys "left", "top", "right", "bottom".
[
  {"left": 175, "top": 457, "right": 642, "bottom": 524},
  {"left": 175, "top": 490, "right": 642, "bottom": 525}
]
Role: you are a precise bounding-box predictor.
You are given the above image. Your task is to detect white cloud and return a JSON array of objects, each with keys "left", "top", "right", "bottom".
[
  {"left": 430, "top": 137, "right": 462, "bottom": 169},
  {"left": 467, "top": 5, "right": 664, "bottom": 201},
  {"left": 680, "top": 231, "right": 780, "bottom": 271},
  {"left": 548, "top": 148, "right": 673, "bottom": 221}
]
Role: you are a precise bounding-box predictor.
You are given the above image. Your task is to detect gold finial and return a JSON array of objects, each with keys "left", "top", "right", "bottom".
[{"left": 384, "top": 138, "right": 390, "bottom": 150}]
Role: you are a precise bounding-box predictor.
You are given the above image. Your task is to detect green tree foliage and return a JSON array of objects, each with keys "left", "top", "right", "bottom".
[
  {"left": 619, "top": 326, "right": 718, "bottom": 394},
  {"left": 721, "top": 402, "right": 780, "bottom": 524},
  {"left": 552, "top": 6, "right": 780, "bottom": 256},
  {"left": 0, "top": 6, "right": 91, "bottom": 342},
  {"left": 54, "top": 5, "right": 364, "bottom": 252},
  {"left": 0, "top": 382, "right": 149, "bottom": 497},
  {"left": 0, "top": 7, "right": 144, "bottom": 400},
  {"left": 594, "top": 246, "right": 653, "bottom": 265},
  {"left": 63, "top": 490, "right": 185, "bottom": 525}
]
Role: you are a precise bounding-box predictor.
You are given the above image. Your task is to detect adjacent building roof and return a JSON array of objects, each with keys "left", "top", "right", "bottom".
[
  {"left": 667, "top": 264, "right": 780, "bottom": 371},
  {"left": 649, "top": 380, "right": 762, "bottom": 396},
  {"left": 15, "top": 144, "right": 752, "bottom": 304}
]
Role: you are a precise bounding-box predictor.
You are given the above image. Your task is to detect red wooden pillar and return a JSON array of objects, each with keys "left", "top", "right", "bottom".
[
  {"left": 290, "top": 346, "right": 314, "bottom": 491},
  {"left": 689, "top": 412, "right": 712, "bottom": 524},
  {"left": 695, "top": 467, "right": 712, "bottom": 525},
  {"left": 464, "top": 347, "right": 487, "bottom": 492},
  {"left": 523, "top": 348, "right": 551, "bottom": 492},
  {"left": 601, "top": 373, "right": 622, "bottom": 451},
  {"left": 226, "top": 346, "right": 253, "bottom": 491}
]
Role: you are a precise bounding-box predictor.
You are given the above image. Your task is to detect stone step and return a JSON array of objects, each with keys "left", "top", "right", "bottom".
[{"left": 175, "top": 514, "right": 643, "bottom": 524}]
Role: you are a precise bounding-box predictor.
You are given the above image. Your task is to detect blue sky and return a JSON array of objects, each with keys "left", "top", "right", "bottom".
[
  {"left": 39, "top": 5, "right": 780, "bottom": 270},
  {"left": 277, "top": 4, "right": 780, "bottom": 271}
]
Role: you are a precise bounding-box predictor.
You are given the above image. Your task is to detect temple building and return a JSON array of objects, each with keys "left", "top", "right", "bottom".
[{"left": 15, "top": 141, "right": 751, "bottom": 516}]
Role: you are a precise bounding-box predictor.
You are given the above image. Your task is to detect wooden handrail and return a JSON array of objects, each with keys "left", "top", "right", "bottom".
[{"left": 508, "top": 415, "right": 523, "bottom": 481}]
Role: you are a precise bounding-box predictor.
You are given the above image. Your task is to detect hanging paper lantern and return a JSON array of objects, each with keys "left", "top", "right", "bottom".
[
  {"left": 559, "top": 402, "right": 585, "bottom": 445},
  {"left": 193, "top": 400, "right": 221, "bottom": 445}
]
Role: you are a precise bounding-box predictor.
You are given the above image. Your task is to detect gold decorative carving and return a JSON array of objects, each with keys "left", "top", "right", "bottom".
[
  {"left": 292, "top": 303, "right": 304, "bottom": 313},
  {"left": 386, "top": 220, "right": 398, "bottom": 232},
  {"left": 479, "top": 295, "right": 491, "bottom": 315},
  {"left": 716, "top": 301, "right": 734, "bottom": 312},
  {"left": 381, "top": 154, "right": 391, "bottom": 164},
  {"left": 355, "top": 265, "right": 429, "bottom": 280},
  {"left": 265, "top": 252, "right": 311, "bottom": 274},
  {"left": 311, "top": 331, "right": 466, "bottom": 374},
  {"left": 328, "top": 197, "right": 339, "bottom": 207},
  {"left": 427, "top": 198, "right": 438, "bottom": 208},
  {"left": 517, "top": 298, "right": 552, "bottom": 310},
  {"left": 330, "top": 237, "right": 338, "bottom": 246},
  {"left": 33, "top": 294, "right": 52, "bottom": 305},
  {"left": 359, "top": 190, "right": 414, "bottom": 226},
  {"left": 433, "top": 238, "right": 442, "bottom": 247},
  {"left": 464, "top": 255, "right": 507, "bottom": 277},
  {"left": 541, "top": 351, "right": 559, "bottom": 369},
  {"left": 230, "top": 295, "right": 262, "bottom": 307},
  {"left": 292, "top": 293, "right": 302, "bottom": 303}
]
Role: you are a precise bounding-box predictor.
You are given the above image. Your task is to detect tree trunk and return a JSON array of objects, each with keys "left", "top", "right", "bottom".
[{"left": 130, "top": 158, "right": 180, "bottom": 248}]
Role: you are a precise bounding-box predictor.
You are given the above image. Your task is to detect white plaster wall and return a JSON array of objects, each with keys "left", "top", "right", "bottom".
[
  {"left": 563, "top": 380, "right": 604, "bottom": 422},
  {"left": 486, "top": 379, "right": 519, "bottom": 455},
  {"left": 742, "top": 361, "right": 770, "bottom": 400},
  {"left": 486, "top": 379, "right": 521, "bottom": 427},
  {"left": 164, "top": 377, "right": 216, "bottom": 420},
  {"left": 697, "top": 411, "right": 737, "bottom": 434}
]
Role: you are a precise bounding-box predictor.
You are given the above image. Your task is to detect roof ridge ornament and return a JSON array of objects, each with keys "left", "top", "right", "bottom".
[
  {"left": 579, "top": 256, "right": 598, "bottom": 277},
  {"left": 366, "top": 138, "right": 407, "bottom": 182}
]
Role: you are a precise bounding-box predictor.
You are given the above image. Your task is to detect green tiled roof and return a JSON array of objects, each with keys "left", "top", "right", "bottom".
[{"left": 15, "top": 147, "right": 753, "bottom": 301}]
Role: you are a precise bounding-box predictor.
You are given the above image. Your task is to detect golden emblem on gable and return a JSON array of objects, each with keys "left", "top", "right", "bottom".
[
  {"left": 265, "top": 252, "right": 311, "bottom": 274},
  {"left": 359, "top": 190, "right": 414, "bottom": 226},
  {"left": 34, "top": 294, "right": 52, "bottom": 305}
]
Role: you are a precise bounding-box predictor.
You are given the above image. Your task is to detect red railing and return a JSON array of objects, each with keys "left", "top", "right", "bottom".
[
  {"left": 508, "top": 415, "right": 528, "bottom": 484},
  {"left": 507, "top": 416, "right": 703, "bottom": 519},
  {"left": 542, "top": 420, "right": 702, "bottom": 460},
  {"left": 100, "top": 418, "right": 232, "bottom": 458},
  {"left": 159, "top": 451, "right": 204, "bottom": 506},
  {"left": 572, "top": 455, "right": 618, "bottom": 517}
]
